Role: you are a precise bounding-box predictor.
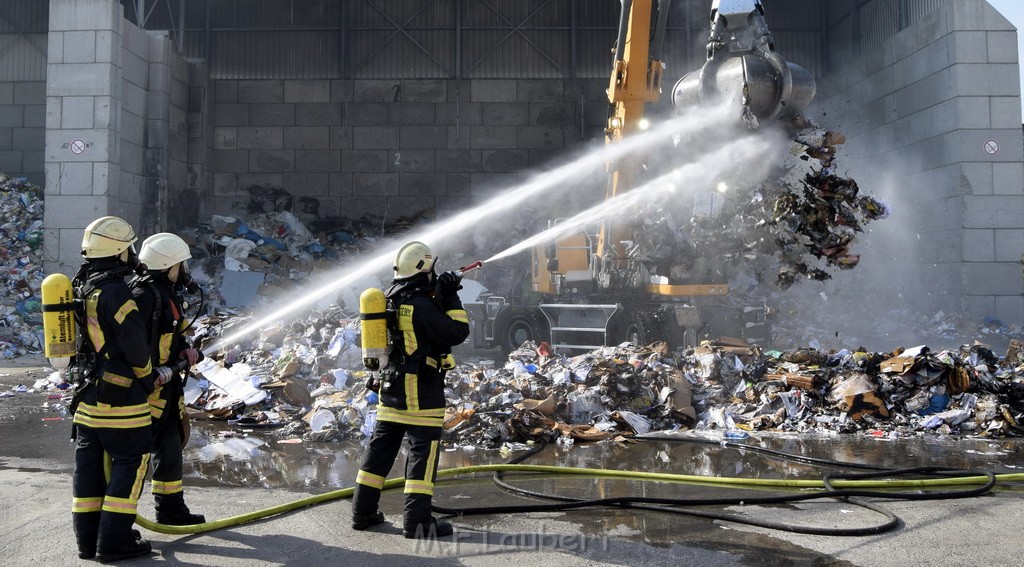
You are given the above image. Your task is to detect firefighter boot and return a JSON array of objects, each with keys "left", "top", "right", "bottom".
[
  {"left": 96, "top": 512, "right": 152, "bottom": 563},
  {"left": 73, "top": 511, "right": 100, "bottom": 559},
  {"left": 155, "top": 492, "right": 206, "bottom": 525},
  {"left": 403, "top": 494, "right": 453, "bottom": 539},
  {"left": 351, "top": 484, "right": 386, "bottom": 531}
]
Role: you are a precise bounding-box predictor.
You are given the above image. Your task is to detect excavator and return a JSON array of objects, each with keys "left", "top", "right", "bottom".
[{"left": 465, "top": 0, "right": 816, "bottom": 354}]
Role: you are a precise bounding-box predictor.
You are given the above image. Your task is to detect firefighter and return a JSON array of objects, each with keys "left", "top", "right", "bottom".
[
  {"left": 133, "top": 233, "right": 205, "bottom": 525},
  {"left": 70, "top": 216, "right": 173, "bottom": 562},
  {"left": 351, "top": 241, "right": 470, "bottom": 539}
]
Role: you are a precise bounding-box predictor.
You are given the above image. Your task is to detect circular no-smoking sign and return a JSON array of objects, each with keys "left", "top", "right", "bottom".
[
  {"left": 984, "top": 139, "right": 999, "bottom": 155},
  {"left": 70, "top": 139, "right": 86, "bottom": 155}
]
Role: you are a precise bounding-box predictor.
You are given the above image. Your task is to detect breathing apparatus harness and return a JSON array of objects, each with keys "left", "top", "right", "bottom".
[
  {"left": 69, "top": 265, "right": 136, "bottom": 378},
  {"left": 360, "top": 273, "right": 444, "bottom": 393}
]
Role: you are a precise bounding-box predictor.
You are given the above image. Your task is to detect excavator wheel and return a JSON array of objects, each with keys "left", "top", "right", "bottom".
[
  {"left": 494, "top": 307, "right": 550, "bottom": 356},
  {"left": 611, "top": 311, "right": 653, "bottom": 347}
]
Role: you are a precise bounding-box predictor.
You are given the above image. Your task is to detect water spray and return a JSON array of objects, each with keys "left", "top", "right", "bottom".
[
  {"left": 201, "top": 104, "right": 745, "bottom": 354},
  {"left": 484, "top": 133, "right": 778, "bottom": 265}
]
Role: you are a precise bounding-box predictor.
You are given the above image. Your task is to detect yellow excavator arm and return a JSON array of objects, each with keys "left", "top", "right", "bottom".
[{"left": 596, "top": 0, "right": 668, "bottom": 264}]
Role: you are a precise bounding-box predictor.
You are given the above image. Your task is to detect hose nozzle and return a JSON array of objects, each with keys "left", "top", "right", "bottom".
[{"left": 455, "top": 261, "right": 483, "bottom": 278}]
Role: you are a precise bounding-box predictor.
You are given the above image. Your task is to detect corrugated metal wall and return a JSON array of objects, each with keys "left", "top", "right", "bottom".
[
  {"left": 905, "top": 0, "right": 951, "bottom": 25},
  {"left": 765, "top": 1, "right": 825, "bottom": 80},
  {"left": 860, "top": 1, "right": 901, "bottom": 50},
  {"left": 348, "top": 0, "right": 454, "bottom": 78},
  {"left": 822, "top": 0, "right": 952, "bottom": 74},
  {"left": 0, "top": 0, "right": 48, "bottom": 81},
  {"left": 130, "top": 0, "right": 830, "bottom": 80},
  {"left": 0, "top": 0, "right": 966, "bottom": 82}
]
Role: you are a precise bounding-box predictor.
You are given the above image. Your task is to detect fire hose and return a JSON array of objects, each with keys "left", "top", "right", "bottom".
[{"left": 135, "top": 438, "right": 1020, "bottom": 537}]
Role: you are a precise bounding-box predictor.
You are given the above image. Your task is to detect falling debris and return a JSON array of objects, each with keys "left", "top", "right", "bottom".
[{"left": 635, "top": 118, "right": 889, "bottom": 296}]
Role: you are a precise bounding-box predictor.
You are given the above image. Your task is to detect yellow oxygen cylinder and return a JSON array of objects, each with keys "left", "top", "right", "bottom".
[
  {"left": 41, "top": 273, "right": 77, "bottom": 369},
  {"left": 359, "top": 288, "right": 389, "bottom": 370}
]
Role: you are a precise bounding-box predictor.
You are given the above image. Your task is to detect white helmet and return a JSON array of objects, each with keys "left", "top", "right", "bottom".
[
  {"left": 393, "top": 241, "right": 436, "bottom": 280},
  {"left": 139, "top": 233, "right": 191, "bottom": 270},
  {"left": 81, "top": 216, "right": 137, "bottom": 259}
]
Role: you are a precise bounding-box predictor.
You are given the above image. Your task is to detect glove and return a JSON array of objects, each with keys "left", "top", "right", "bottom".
[
  {"left": 436, "top": 271, "right": 463, "bottom": 296},
  {"left": 179, "top": 348, "right": 203, "bottom": 367},
  {"left": 440, "top": 353, "right": 456, "bottom": 370},
  {"left": 365, "top": 375, "right": 380, "bottom": 393},
  {"left": 154, "top": 366, "right": 174, "bottom": 387}
]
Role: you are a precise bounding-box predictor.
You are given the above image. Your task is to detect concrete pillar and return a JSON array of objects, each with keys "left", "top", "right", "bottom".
[{"left": 43, "top": 0, "right": 123, "bottom": 275}]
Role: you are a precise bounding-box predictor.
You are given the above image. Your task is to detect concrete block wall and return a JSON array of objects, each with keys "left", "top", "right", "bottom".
[
  {"left": 813, "top": 0, "right": 1024, "bottom": 325},
  {"left": 209, "top": 78, "right": 611, "bottom": 223},
  {"left": 43, "top": 0, "right": 197, "bottom": 275},
  {"left": 0, "top": 82, "right": 45, "bottom": 185},
  {"left": 184, "top": 62, "right": 213, "bottom": 230},
  {"left": 120, "top": 24, "right": 194, "bottom": 235}
]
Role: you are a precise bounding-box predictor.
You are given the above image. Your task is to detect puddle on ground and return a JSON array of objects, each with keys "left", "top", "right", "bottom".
[{"left": 184, "top": 426, "right": 1024, "bottom": 491}]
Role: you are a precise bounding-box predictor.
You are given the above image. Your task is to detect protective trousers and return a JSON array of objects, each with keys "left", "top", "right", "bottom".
[
  {"left": 352, "top": 420, "right": 442, "bottom": 528},
  {"left": 151, "top": 411, "right": 188, "bottom": 521},
  {"left": 71, "top": 424, "right": 151, "bottom": 557}
]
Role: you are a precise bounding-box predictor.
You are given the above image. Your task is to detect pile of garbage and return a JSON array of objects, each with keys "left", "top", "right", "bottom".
[
  {"left": 438, "top": 339, "right": 1024, "bottom": 446},
  {"left": 168, "top": 310, "right": 1024, "bottom": 447},
  {"left": 682, "top": 339, "right": 1024, "bottom": 437},
  {"left": 0, "top": 173, "right": 44, "bottom": 358},
  {"left": 443, "top": 341, "right": 697, "bottom": 447},
  {"left": 183, "top": 309, "right": 381, "bottom": 442},
  {"left": 179, "top": 207, "right": 447, "bottom": 307}
]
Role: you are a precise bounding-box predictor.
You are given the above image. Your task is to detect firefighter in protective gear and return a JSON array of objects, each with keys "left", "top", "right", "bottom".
[
  {"left": 70, "top": 216, "right": 170, "bottom": 562},
  {"left": 132, "top": 233, "right": 205, "bottom": 525},
  {"left": 351, "top": 241, "right": 470, "bottom": 539}
]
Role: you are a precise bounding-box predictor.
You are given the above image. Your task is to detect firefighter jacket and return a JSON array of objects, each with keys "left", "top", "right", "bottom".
[
  {"left": 132, "top": 275, "right": 189, "bottom": 424},
  {"left": 72, "top": 262, "right": 155, "bottom": 431},
  {"left": 378, "top": 280, "right": 469, "bottom": 428}
]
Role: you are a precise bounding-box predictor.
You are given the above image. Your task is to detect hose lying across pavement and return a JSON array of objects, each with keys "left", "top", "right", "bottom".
[
  {"left": 135, "top": 435, "right": 1020, "bottom": 536},
  {"left": 436, "top": 439, "right": 996, "bottom": 536}
]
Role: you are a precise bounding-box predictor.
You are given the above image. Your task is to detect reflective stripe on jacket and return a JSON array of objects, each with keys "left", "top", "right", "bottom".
[
  {"left": 133, "top": 280, "right": 189, "bottom": 420},
  {"left": 378, "top": 292, "right": 469, "bottom": 426},
  {"left": 73, "top": 277, "right": 155, "bottom": 429}
]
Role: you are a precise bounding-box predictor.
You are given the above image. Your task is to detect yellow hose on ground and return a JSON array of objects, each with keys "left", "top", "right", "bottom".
[{"left": 134, "top": 465, "right": 1024, "bottom": 535}]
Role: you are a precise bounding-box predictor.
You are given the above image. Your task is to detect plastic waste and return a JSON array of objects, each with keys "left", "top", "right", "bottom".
[
  {"left": 361, "top": 409, "right": 377, "bottom": 437},
  {"left": 308, "top": 409, "right": 337, "bottom": 432},
  {"left": 723, "top": 430, "right": 750, "bottom": 440}
]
